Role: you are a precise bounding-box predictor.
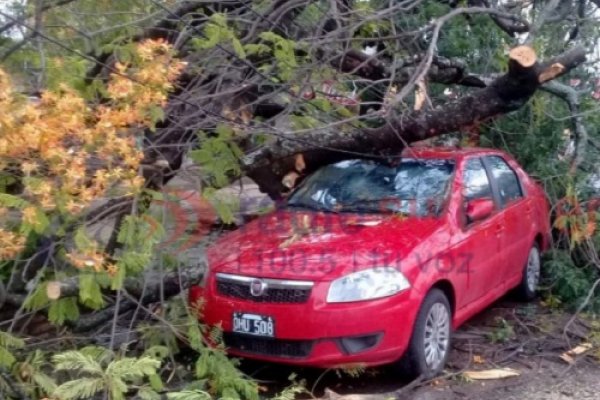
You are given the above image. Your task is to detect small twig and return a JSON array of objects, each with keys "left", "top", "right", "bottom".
[{"left": 108, "top": 289, "right": 122, "bottom": 352}]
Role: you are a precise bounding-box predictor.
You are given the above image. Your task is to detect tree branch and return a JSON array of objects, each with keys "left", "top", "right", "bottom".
[
  {"left": 540, "top": 81, "right": 588, "bottom": 172},
  {"left": 0, "top": 0, "right": 79, "bottom": 35},
  {"left": 242, "top": 45, "right": 586, "bottom": 197}
]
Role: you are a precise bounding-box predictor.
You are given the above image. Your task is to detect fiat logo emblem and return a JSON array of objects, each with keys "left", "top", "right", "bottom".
[{"left": 249, "top": 279, "right": 267, "bottom": 297}]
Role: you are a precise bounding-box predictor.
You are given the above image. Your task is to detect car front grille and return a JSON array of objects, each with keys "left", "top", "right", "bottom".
[
  {"left": 215, "top": 273, "right": 313, "bottom": 304},
  {"left": 223, "top": 333, "right": 314, "bottom": 359}
]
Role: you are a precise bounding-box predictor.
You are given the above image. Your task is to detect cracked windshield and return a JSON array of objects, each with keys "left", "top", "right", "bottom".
[{"left": 287, "top": 159, "right": 455, "bottom": 216}]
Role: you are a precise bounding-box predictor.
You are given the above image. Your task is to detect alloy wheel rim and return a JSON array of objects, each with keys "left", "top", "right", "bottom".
[
  {"left": 526, "top": 247, "right": 541, "bottom": 292},
  {"left": 423, "top": 302, "right": 450, "bottom": 370}
]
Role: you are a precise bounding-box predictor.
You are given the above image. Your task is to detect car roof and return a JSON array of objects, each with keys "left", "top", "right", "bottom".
[{"left": 401, "top": 146, "right": 506, "bottom": 161}]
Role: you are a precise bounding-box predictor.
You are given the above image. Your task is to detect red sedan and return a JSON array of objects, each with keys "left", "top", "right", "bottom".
[{"left": 190, "top": 147, "right": 551, "bottom": 377}]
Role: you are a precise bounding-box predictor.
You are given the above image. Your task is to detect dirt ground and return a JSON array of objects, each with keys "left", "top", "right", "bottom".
[{"left": 240, "top": 298, "right": 600, "bottom": 400}]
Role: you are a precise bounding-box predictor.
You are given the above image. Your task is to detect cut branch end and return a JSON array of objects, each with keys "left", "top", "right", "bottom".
[
  {"left": 539, "top": 63, "right": 566, "bottom": 83},
  {"left": 509, "top": 46, "right": 537, "bottom": 68}
]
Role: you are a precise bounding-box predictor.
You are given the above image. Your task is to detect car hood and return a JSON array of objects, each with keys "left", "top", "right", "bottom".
[{"left": 207, "top": 210, "right": 445, "bottom": 281}]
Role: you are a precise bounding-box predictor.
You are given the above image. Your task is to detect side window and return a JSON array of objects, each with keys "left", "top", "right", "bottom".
[
  {"left": 463, "top": 158, "right": 492, "bottom": 202},
  {"left": 486, "top": 156, "right": 523, "bottom": 207}
]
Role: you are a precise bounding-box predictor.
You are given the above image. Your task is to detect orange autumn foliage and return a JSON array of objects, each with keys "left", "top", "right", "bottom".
[{"left": 0, "top": 39, "right": 186, "bottom": 270}]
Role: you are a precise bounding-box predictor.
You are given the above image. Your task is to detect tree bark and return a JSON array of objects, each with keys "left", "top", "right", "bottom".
[{"left": 242, "top": 45, "right": 586, "bottom": 197}]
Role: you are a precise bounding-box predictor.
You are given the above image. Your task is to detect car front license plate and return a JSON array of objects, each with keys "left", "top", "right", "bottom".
[{"left": 233, "top": 313, "right": 275, "bottom": 337}]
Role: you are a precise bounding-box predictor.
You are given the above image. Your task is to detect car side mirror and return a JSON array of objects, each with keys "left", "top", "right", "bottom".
[{"left": 466, "top": 198, "right": 495, "bottom": 223}]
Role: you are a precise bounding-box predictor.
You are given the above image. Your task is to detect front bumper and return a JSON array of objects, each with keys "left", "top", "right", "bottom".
[{"left": 190, "top": 276, "right": 422, "bottom": 368}]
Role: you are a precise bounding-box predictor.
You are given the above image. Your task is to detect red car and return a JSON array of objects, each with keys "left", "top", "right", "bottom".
[{"left": 190, "top": 147, "right": 551, "bottom": 377}]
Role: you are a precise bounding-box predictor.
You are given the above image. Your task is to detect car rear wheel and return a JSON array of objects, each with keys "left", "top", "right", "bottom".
[
  {"left": 517, "top": 244, "right": 541, "bottom": 301},
  {"left": 399, "top": 289, "right": 451, "bottom": 379}
]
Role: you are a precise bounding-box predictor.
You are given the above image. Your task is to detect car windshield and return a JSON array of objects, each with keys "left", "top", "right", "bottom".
[{"left": 287, "top": 158, "right": 455, "bottom": 216}]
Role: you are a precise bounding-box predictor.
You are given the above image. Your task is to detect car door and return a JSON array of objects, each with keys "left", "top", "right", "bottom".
[
  {"left": 456, "top": 157, "right": 506, "bottom": 305},
  {"left": 483, "top": 155, "right": 532, "bottom": 283}
]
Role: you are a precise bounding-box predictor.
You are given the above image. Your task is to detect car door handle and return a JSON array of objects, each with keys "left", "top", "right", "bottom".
[{"left": 495, "top": 225, "right": 505, "bottom": 234}]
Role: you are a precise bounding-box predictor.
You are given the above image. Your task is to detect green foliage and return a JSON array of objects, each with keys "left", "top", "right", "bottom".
[
  {"left": 257, "top": 32, "right": 303, "bottom": 81},
  {"left": 177, "top": 312, "right": 258, "bottom": 400},
  {"left": 192, "top": 13, "right": 246, "bottom": 59},
  {"left": 53, "top": 349, "right": 161, "bottom": 400},
  {"left": 15, "top": 350, "right": 57, "bottom": 398},
  {"left": 167, "top": 390, "right": 211, "bottom": 400},
  {"left": 48, "top": 297, "right": 80, "bottom": 325},
  {"left": 113, "top": 214, "right": 165, "bottom": 289},
  {"left": 23, "top": 282, "right": 50, "bottom": 311},
  {"left": 0, "top": 331, "right": 25, "bottom": 368},
  {"left": 190, "top": 125, "right": 243, "bottom": 187},
  {"left": 543, "top": 249, "right": 599, "bottom": 309},
  {"left": 487, "top": 318, "right": 515, "bottom": 343},
  {"left": 79, "top": 273, "right": 105, "bottom": 309},
  {"left": 202, "top": 187, "right": 239, "bottom": 224},
  {"left": 271, "top": 374, "right": 308, "bottom": 400}
]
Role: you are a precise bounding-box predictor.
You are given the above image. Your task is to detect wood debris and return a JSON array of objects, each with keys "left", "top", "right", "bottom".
[
  {"left": 560, "top": 342, "right": 592, "bottom": 364},
  {"left": 463, "top": 368, "right": 520, "bottom": 380}
]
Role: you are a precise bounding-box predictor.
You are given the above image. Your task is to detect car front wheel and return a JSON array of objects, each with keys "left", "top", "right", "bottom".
[
  {"left": 517, "top": 244, "right": 541, "bottom": 301},
  {"left": 400, "top": 288, "right": 451, "bottom": 379}
]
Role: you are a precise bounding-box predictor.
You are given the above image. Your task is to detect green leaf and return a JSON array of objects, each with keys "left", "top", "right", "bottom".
[
  {"left": 309, "top": 98, "right": 332, "bottom": 112},
  {"left": 167, "top": 390, "right": 211, "bottom": 400},
  {"left": 110, "top": 262, "right": 126, "bottom": 290},
  {"left": 0, "top": 346, "right": 17, "bottom": 368},
  {"left": 192, "top": 13, "right": 245, "bottom": 58},
  {"left": 79, "top": 345, "right": 113, "bottom": 364},
  {"left": 290, "top": 115, "right": 319, "bottom": 131},
  {"left": 0, "top": 193, "right": 30, "bottom": 209},
  {"left": 138, "top": 387, "right": 162, "bottom": 400},
  {"left": 79, "top": 274, "right": 104, "bottom": 309},
  {"left": 53, "top": 351, "right": 103, "bottom": 375},
  {"left": 148, "top": 373, "right": 164, "bottom": 391},
  {"left": 258, "top": 32, "right": 298, "bottom": 81},
  {"left": 0, "top": 331, "right": 25, "bottom": 349},
  {"left": 222, "top": 387, "right": 241, "bottom": 399},
  {"left": 53, "top": 378, "right": 105, "bottom": 400},
  {"left": 231, "top": 37, "right": 246, "bottom": 59},
  {"left": 108, "top": 377, "right": 128, "bottom": 400},
  {"left": 243, "top": 43, "right": 270, "bottom": 56},
  {"left": 73, "top": 228, "right": 95, "bottom": 251},
  {"left": 106, "top": 356, "right": 160, "bottom": 381},
  {"left": 202, "top": 188, "right": 238, "bottom": 224},
  {"left": 48, "top": 297, "right": 80, "bottom": 325},
  {"left": 32, "top": 372, "right": 58, "bottom": 395},
  {"left": 190, "top": 127, "right": 242, "bottom": 187},
  {"left": 20, "top": 206, "right": 50, "bottom": 235},
  {"left": 147, "top": 105, "right": 166, "bottom": 131},
  {"left": 23, "top": 282, "right": 50, "bottom": 311}
]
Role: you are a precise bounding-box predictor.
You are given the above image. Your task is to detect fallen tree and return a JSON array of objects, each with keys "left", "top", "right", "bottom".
[
  {"left": 0, "top": 0, "right": 590, "bottom": 324},
  {"left": 1, "top": 4, "right": 598, "bottom": 397},
  {"left": 1, "top": 1, "right": 599, "bottom": 398}
]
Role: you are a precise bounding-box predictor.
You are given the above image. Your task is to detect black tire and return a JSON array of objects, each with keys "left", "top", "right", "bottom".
[
  {"left": 517, "top": 244, "right": 541, "bottom": 301},
  {"left": 398, "top": 288, "right": 452, "bottom": 379}
]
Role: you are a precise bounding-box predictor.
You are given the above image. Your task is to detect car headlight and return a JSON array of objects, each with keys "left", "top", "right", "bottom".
[{"left": 327, "top": 268, "right": 410, "bottom": 303}]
